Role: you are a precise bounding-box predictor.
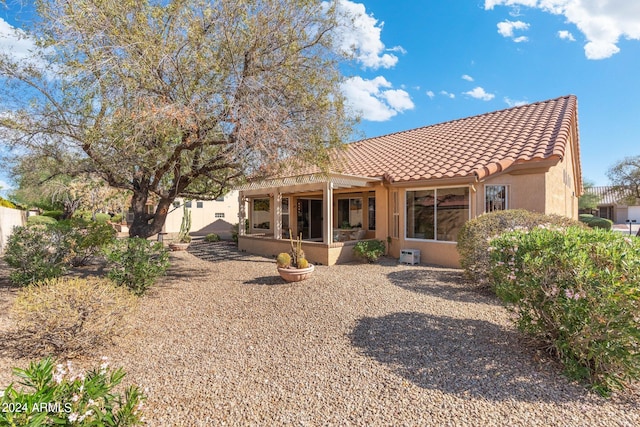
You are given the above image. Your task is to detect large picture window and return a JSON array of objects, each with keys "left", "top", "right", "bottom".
[
  {"left": 337, "top": 198, "right": 363, "bottom": 228},
  {"left": 485, "top": 185, "right": 507, "bottom": 213},
  {"left": 406, "top": 187, "right": 470, "bottom": 242}
]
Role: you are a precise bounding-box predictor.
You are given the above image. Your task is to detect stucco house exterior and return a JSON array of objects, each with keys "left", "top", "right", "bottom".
[
  {"left": 127, "top": 191, "right": 240, "bottom": 240},
  {"left": 583, "top": 186, "right": 640, "bottom": 224},
  {"left": 237, "top": 95, "right": 583, "bottom": 267}
]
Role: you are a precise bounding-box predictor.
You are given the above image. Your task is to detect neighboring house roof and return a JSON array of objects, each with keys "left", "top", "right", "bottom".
[
  {"left": 249, "top": 95, "right": 581, "bottom": 192},
  {"left": 586, "top": 186, "right": 634, "bottom": 205}
]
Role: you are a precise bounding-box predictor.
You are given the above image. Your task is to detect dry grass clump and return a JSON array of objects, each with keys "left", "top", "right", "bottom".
[{"left": 12, "top": 277, "right": 137, "bottom": 357}]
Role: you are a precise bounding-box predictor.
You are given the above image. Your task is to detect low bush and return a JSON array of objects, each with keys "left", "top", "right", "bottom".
[
  {"left": 12, "top": 277, "right": 137, "bottom": 356},
  {"left": 26, "top": 215, "right": 58, "bottom": 226},
  {"left": 490, "top": 227, "right": 640, "bottom": 395},
  {"left": 353, "top": 240, "right": 386, "bottom": 263},
  {"left": 56, "top": 219, "right": 117, "bottom": 266},
  {"left": 457, "top": 210, "right": 582, "bottom": 285},
  {"left": 94, "top": 212, "right": 111, "bottom": 223},
  {"left": 42, "top": 210, "right": 64, "bottom": 220},
  {"left": 104, "top": 238, "right": 170, "bottom": 296},
  {"left": 0, "top": 197, "right": 16, "bottom": 208},
  {"left": 204, "top": 233, "right": 220, "bottom": 242},
  {"left": 111, "top": 213, "right": 124, "bottom": 223},
  {"left": 579, "top": 214, "right": 613, "bottom": 230},
  {"left": 3, "top": 226, "right": 69, "bottom": 286},
  {"left": 0, "top": 357, "right": 146, "bottom": 426}
]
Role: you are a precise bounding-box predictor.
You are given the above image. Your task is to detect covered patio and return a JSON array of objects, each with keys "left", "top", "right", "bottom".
[{"left": 237, "top": 173, "right": 388, "bottom": 265}]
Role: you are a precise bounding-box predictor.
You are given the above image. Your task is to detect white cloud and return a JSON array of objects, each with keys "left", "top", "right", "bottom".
[
  {"left": 504, "top": 97, "right": 528, "bottom": 107},
  {"left": 485, "top": 0, "right": 640, "bottom": 59},
  {"left": 329, "top": 0, "right": 403, "bottom": 69},
  {"left": 513, "top": 35, "right": 529, "bottom": 43},
  {"left": 463, "top": 87, "right": 495, "bottom": 101},
  {"left": 440, "top": 90, "right": 455, "bottom": 99},
  {"left": 426, "top": 90, "right": 435, "bottom": 99},
  {"left": 0, "top": 18, "right": 38, "bottom": 60},
  {"left": 497, "top": 19, "right": 530, "bottom": 40},
  {"left": 558, "top": 30, "right": 576, "bottom": 41},
  {"left": 341, "top": 76, "right": 414, "bottom": 121},
  {"left": 462, "top": 74, "right": 474, "bottom": 82}
]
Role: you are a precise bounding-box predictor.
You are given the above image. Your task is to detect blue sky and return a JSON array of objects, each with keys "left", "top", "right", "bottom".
[{"left": 1, "top": 0, "right": 639, "bottom": 194}]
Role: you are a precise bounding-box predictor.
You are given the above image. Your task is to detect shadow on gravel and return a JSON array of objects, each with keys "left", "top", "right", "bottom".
[
  {"left": 188, "top": 241, "right": 273, "bottom": 264},
  {"left": 387, "top": 269, "right": 500, "bottom": 306},
  {"left": 350, "top": 312, "right": 582, "bottom": 403},
  {"left": 243, "top": 276, "right": 287, "bottom": 286}
]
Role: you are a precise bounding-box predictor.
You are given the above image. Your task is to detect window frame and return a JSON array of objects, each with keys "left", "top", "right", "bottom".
[
  {"left": 367, "top": 196, "right": 376, "bottom": 231},
  {"left": 405, "top": 186, "right": 471, "bottom": 243},
  {"left": 485, "top": 184, "right": 508, "bottom": 213}
]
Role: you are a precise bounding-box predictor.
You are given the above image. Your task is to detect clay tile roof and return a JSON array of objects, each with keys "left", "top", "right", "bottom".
[{"left": 279, "top": 95, "right": 579, "bottom": 184}]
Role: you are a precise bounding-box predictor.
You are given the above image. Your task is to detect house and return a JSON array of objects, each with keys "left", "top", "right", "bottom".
[
  {"left": 127, "top": 191, "right": 240, "bottom": 240},
  {"left": 236, "top": 95, "right": 582, "bottom": 267},
  {"left": 583, "top": 186, "right": 640, "bottom": 224}
]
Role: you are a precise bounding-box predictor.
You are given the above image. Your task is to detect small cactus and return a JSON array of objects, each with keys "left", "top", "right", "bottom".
[
  {"left": 276, "top": 252, "right": 291, "bottom": 268},
  {"left": 297, "top": 257, "right": 309, "bottom": 269}
]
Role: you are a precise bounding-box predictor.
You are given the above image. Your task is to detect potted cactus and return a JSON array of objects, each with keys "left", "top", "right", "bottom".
[
  {"left": 276, "top": 230, "right": 314, "bottom": 282},
  {"left": 169, "top": 203, "right": 192, "bottom": 251}
]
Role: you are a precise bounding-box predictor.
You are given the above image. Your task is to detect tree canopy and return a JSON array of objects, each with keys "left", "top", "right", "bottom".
[
  {"left": 0, "top": 0, "right": 354, "bottom": 237},
  {"left": 607, "top": 155, "right": 640, "bottom": 205}
]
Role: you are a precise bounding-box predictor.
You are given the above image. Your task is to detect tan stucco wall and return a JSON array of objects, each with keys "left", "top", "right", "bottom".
[
  {"left": 479, "top": 173, "right": 547, "bottom": 214},
  {"left": 164, "top": 192, "right": 240, "bottom": 235},
  {"left": 544, "top": 139, "right": 579, "bottom": 219},
  {"left": 238, "top": 236, "right": 361, "bottom": 266}
]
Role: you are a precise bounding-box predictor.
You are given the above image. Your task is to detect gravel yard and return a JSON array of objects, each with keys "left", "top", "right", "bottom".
[{"left": 1, "top": 242, "right": 638, "bottom": 426}]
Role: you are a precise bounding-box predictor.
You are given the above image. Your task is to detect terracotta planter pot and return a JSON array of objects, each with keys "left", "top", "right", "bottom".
[
  {"left": 169, "top": 242, "right": 190, "bottom": 251},
  {"left": 277, "top": 264, "right": 315, "bottom": 282}
]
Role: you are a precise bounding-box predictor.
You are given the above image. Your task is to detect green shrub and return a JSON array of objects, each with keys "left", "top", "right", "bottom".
[
  {"left": 490, "top": 227, "right": 640, "bottom": 395},
  {"left": 111, "top": 213, "right": 124, "bottom": 223},
  {"left": 54, "top": 219, "right": 117, "bottom": 267},
  {"left": 94, "top": 212, "right": 111, "bottom": 223},
  {"left": 204, "top": 233, "right": 220, "bottom": 242},
  {"left": 12, "top": 277, "right": 137, "bottom": 356},
  {"left": 104, "top": 238, "right": 170, "bottom": 296},
  {"left": 26, "top": 214, "right": 58, "bottom": 226},
  {"left": 0, "top": 357, "right": 146, "bottom": 426},
  {"left": 457, "top": 210, "right": 582, "bottom": 285},
  {"left": 0, "top": 197, "right": 16, "bottom": 209},
  {"left": 579, "top": 214, "right": 613, "bottom": 230},
  {"left": 3, "top": 226, "right": 69, "bottom": 286},
  {"left": 353, "top": 240, "right": 386, "bottom": 263},
  {"left": 231, "top": 219, "right": 249, "bottom": 243},
  {"left": 42, "top": 210, "right": 64, "bottom": 220}
]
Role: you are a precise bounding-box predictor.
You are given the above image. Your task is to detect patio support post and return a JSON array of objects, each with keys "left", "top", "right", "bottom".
[
  {"left": 238, "top": 192, "right": 246, "bottom": 236},
  {"left": 323, "top": 181, "right": 333, "bottom": 244},
  {"left": 274, "top": 189, "right": 282, "bottom": 239}
]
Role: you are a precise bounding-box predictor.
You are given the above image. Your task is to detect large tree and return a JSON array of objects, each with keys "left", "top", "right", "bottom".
[
  {"left": 607, "top": 155, "right": 640, "bottom": 205},
  {"left": 0, "top": 0, "right": 353, "bottom": 237}
]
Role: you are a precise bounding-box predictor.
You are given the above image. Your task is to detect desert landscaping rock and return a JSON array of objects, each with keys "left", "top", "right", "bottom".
[{"left": 0, "top": 246, "right": 638, "bottom": 426}]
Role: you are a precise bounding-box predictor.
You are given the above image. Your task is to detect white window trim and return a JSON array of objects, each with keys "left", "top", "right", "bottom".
[
  {"left": 484, "top": 184, "right": 509, "bottom": 214},
  {"left": 404, "top": 186, "right": 472, "bottom": 243}
]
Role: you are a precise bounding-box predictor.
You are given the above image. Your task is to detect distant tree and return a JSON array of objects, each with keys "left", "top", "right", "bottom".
[
  {"left": 0, "top": 0, "right": 353, "bottom": 238},
  {"left": 607, "top": 156, "right": 640, "bottom": 205},
  {"left": 578, "top": 179, "right": 600, "bottom": 211}
]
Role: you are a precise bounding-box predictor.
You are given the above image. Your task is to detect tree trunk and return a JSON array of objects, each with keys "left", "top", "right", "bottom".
[
  {"left": 128, "top": 189, "right": 173, "bottom": 239},
  {"left": 62, "top": 199, "right": 81, "bottom": 220}
]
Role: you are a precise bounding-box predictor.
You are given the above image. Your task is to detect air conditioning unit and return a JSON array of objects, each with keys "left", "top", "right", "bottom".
[{"left": 400, "top": 249, "right": 420, "bottom": 265}]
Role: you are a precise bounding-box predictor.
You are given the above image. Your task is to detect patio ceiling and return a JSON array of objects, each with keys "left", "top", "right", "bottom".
[{"left": 237, "top": 173, "right": 381, "bottom": 196}]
